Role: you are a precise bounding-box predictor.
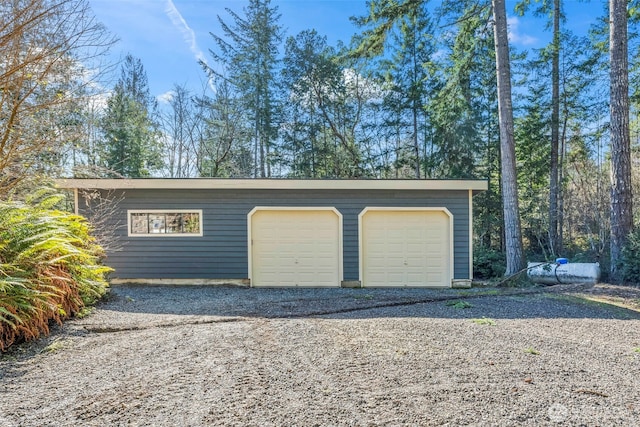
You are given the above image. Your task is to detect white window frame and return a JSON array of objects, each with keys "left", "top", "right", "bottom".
[{"left": 127, "top": 209, "right": 203, "bottom": 237}]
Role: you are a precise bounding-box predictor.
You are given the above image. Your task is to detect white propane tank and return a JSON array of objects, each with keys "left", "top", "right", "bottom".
[{"left": 527, "top": 260, "right": 600, "bottom": 285}]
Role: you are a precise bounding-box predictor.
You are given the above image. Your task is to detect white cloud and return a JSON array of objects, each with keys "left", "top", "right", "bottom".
[
  {"left": 164, "top": 0, "right": 207, "bottom": 64},
  {"left": 157, "top": 90, "right": 176, "bottom": 104},
  {"left": 164, "top": 0, "right": 216, "bottom": 92},
  {"left": 507, "top": 16, "right": 538, "bottom": 46}
]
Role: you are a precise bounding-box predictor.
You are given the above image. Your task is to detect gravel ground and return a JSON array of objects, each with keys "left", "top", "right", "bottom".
[{"left": 1, "top": 283, "right": 640, "bottom": 426}]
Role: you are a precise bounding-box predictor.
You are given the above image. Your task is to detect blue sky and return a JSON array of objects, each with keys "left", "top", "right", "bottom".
[{"left": 87, "top": 0, "right": 600, "bottom": 103}]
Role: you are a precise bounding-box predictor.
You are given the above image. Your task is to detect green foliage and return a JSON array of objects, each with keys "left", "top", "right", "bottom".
[
  {"left": 282, "top": 30, "right": 350, "bottom": 177},
  {"left": 206, "top": 0, "right": 283, "bottom": 178},
  {"left": 514, "top": 82, "right": 551, "bottom": 256},
  {"left": 446, "top": 300, "right": 473, "bottom": 309},
  {"left": 102, "top": 55, "right": 162, "bottom": 177},
  {"left": 473, "top": 247, "right": 506, "bottom": 279},
  {"left": 350, "top": 0, "right": 429, "bottom": 59},
  {"left": 42, "top": 338, "right": 68, "bottom": 354},
  {"left": 0, "top": 194, "right": 111, "bottom": 351},
  {"left": 195, "top": 79, "right": 251, "bottom": 177},
  {"left": 497, "top": 274, "right": 535, "bottom": 288},
  {"left": 620, "top": 227, "right": 640, "bottom": 284},
  {"left": 471, "top": 317, "right": 496, "bottom": 326},
  {"left": 281, "top": 30, "right": 372, "bottom": 178},
  {"left": 428, "top": 1, "right": 494, "bottom": 180},
  {"left": 377, "top": 5, "right": 439, "bottom": 178},
  {"left": 524, "top": 347, "right": 540, "bottom": 355}
]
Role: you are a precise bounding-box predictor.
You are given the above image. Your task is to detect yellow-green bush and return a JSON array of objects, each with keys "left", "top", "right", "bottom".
[{"left": 0, "top": 194, "right": 111, "bottom": 351}]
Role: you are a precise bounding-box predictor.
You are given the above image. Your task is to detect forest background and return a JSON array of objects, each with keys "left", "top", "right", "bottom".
[{"left": 2, "top": 0, "right": 640, "bottom": 282}]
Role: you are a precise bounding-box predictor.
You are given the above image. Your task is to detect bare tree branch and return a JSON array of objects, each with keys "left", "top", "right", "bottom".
[{"left": 0, "top": 0, "right": 116, "bottom": 196}]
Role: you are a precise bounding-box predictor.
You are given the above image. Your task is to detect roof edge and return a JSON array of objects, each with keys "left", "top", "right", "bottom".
[{"left": 54, "top": 178, "right": 488, "bottom": 191}]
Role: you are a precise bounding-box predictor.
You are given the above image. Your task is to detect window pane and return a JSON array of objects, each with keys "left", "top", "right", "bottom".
[
  {"left": 131, "top": 213, "right": 148, "bottom": 234},
  {"left": 165, "top": 213, "right": 183, "bottom": 233},
  {"left": 148, "top": 214, "right": 166, "bottom": 233},
  {"left": 129, "top": 211, "right": 201, "bottom": 236},
  {"left": 183, "top": 213, "right": 200, "bottom": 233}
]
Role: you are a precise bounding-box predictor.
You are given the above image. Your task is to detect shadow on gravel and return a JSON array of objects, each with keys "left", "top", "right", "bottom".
[{"left": 94, "top": 284, "right": 640, "bottom": 321}]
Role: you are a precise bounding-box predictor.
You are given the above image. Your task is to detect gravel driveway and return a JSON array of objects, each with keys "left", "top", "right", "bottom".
[{"left": 1, "top": 284, "right": 640, "bottom": 426}]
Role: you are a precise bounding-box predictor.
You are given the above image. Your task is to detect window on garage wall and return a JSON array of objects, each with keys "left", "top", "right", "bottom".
[{"left": 127, "top": 210, "right": 203, "bottom": 236}]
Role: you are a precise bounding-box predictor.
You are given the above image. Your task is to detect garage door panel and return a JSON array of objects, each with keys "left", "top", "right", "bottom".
[
  {"left": 406, "top": 256, "right": 426, "bottom": 265},
  {"left": 406, "top": 244, "right": 426, "bottom": 255},
  {"left": 361, "top": 209, "right": 451, "bottom": 288},
  {"left": 387, "top": 272, "right": 405, "bottom": 283},
  {"left": 407, "top": 272, "right": 426, "bottom": 283},
  {"left": 251, "top": 209, "right": 341, "bottom": 287}
]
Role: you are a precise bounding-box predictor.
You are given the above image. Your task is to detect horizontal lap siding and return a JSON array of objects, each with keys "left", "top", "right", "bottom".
[{"left": 82, "top": 189, "right": 471, "bottom": 280}]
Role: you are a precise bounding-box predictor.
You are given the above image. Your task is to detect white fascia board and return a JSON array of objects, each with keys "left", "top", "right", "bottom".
[{"left": 55, "top": 178, "right": 488, "bottom": 192}]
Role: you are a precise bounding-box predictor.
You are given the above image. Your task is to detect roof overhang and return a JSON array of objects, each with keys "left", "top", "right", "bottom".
[{"left": 55, "top": 178, "right": 488, "bottom": 192}]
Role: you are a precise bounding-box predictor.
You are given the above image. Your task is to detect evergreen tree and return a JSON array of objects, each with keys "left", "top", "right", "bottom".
[
  {"left": 514, "top": 31, "right": 604, "bottom": 260},
  {"left": 205, "top": 0, "right": 283, "bottom": 177},
  {"left": 490, "top": 0, "right": 525, "bottom": 274},
  {"left": 351, "top": 0, "right": 525, "bottom": 273},
  {"left": 430, "top": 1, "right": 493, "bottom": 179},
  {"left": 282, "top": 30, "right": 373, "bottom": 177},
  {"left": 516, "top": 0, "right": 564, "bottom": 256},
  {"left": 515, "top": 83, "right": 551, "bottom": 256},
  {"left": 379, "top": 5, "right": 438, "bottom": 178},
  {"left": 102, "top": 55, "right": 162, "bottom": 177},
  {"left": 281, "top": 30, "right": 339, "bottom": 177},
  {"left": 609, "top": 0, "right": 633, "bottom": 281}
]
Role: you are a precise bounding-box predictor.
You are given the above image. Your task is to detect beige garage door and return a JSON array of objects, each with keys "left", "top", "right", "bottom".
[
  {"left": 249, "top": 208, "right": 342, "bottom": 287},
  {"left": 360, "top": 209, "right": 452, "bottom": 288}
]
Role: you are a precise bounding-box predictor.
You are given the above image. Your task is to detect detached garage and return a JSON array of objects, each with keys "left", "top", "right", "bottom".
[{"left": 56, "top": 179, "right": 487, "bottom": 288}]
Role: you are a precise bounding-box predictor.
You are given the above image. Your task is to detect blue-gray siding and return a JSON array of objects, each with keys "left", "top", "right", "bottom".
[{"left": 82, "top": 189, "right": 472, "bottom": 281}]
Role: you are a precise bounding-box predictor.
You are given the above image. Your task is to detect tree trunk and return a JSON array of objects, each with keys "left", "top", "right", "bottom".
[
  {"left": 412, "top": 39, "right": 421, "bottom": 179},
  {"left": 559, "top": 112, "right": 568, "bottom": 255},
  {"left": 548, "top": 0, "right": 561, "bottom": 257},
  {"left": 609, "top": 0, "right": 633, "bottom": 281},
  {"left": 492, "top": 0, "right": 525, "bottom": 275},
  {"left": 412, "top": 105, "right": 420, "bottom": 179}
]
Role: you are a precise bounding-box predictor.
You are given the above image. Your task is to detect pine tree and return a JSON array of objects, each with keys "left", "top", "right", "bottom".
[
  {"left": 379, "top": 5, "right": 438, "bottom": 178},
  {"left": 351, "top": 0, "right": 525, "bottom": 274},
  {"left": 205, "top": 0, "right": 283, "bottom": 177},
  {"left": 515, "top": 0, "right": 563, "bottom": 256},
  {"left": 429, "top": 1, "right": 493, "bottom": 179},
  {"left": 609, "top": 0, "right": 633, "bottom": 281},
  {"left": 281, "top": 30, "right": 338, "bottom": 177},
  {"left": 492, "top": 0, "right": 525, "bottom": 274},
  {"left": 102, "top": 55, "right": 162, "bottom": 177}
]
